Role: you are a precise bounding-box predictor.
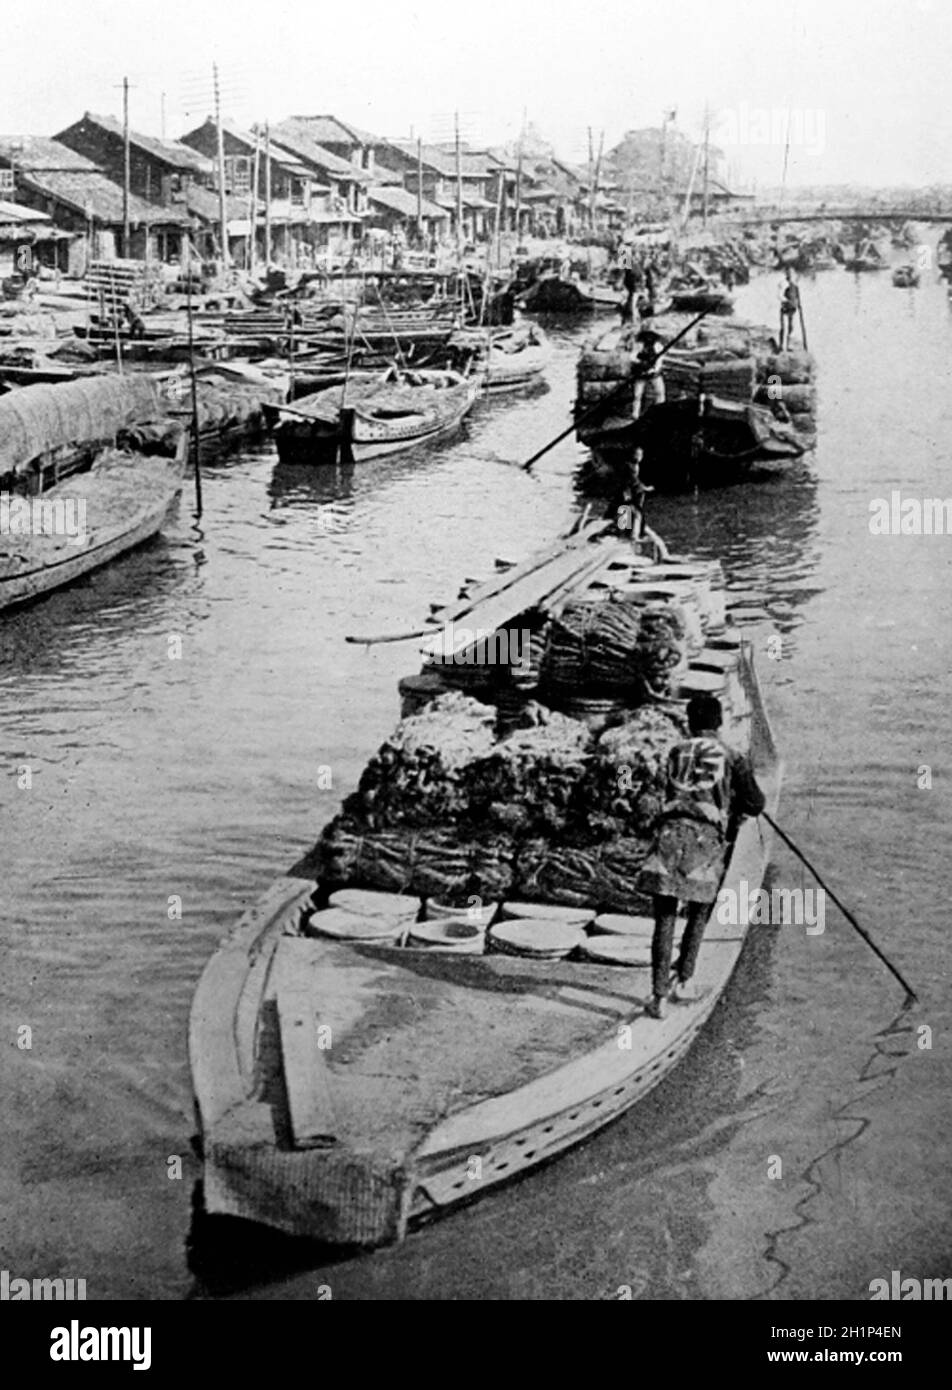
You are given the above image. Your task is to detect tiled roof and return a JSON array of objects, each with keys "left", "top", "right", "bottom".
[
  {"left": 367, "top": 184, "right": 448, "bottom": 220},
  {"left": 0, "top": 199, "right": 51, "bottom": 223},
  {"left": 383, "top": 139, "right": 491, "bottom": 179},
  {"left": 284, "top": 115, "right": 380, "bottom": 147},
  {"left": 56, "top": 114, "right": 213, "bottom": 174},
  {"left": 270, "top": 120, "right": 370, "bottom": 181},
  {"left": 180, "top": 119, "right": 311, "bottom": 179},
  {"left": 20, "top": 168, "right": 189, "bottom": 224},
  {"left": 183, "top": 183, "right": 251, "bottom": 224},
  {"left": 0, "top": 136, "right": 95, "bottom": 171}
]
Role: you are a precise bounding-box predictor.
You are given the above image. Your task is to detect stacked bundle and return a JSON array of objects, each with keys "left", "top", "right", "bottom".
[
  {"left": 581, "top": 705, "right": 687, "bottom": 837},
  {"left": 754, "top": 349, "right": 817, "bottom": 439},
  {"left": 661, "top": 350, "right": 703, "bottom": 402},
  {"left": 347, "top": 691, "right": 496, "bottom": 830},
  {"left": 515, "top": 835, "right": 655, "bottom": 917},
  {"left": 543, "top": 598, "right": 687, "bottom": 701},
  {"left": 575, "top": 341, "right": 635, "bottom": 410},
  {"left": 315, "top": 818, "right": 514, "bottom": 902},
  {"left": 462, "top": 704, "right": 593, "bottom": 837},
  {"left": 700, "top": 357, "right": 756, "bottom": 403}
]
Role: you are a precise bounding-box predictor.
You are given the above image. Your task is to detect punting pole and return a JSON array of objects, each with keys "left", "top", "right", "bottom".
[
  {"left": 762, "top": 812, "right": 918, "bottom": 1002},
  {"left": 521, "top": 309, "right": 711, "bottom": 472}
]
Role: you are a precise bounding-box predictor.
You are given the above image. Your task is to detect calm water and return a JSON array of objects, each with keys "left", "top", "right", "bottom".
[{"left": 2, "top": 265, "right": 950, "bottom": 1300}]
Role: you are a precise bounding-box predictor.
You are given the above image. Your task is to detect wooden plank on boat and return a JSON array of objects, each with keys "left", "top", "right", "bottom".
[
  {"left": 425, "top": 535, "right": 621, "bottom": 659},
  {"left": 271, "top": 936, "right": 338, "bottom": 1149},
  {"left": 189, "top": 876, "right": 318, "bottom": 1132}
]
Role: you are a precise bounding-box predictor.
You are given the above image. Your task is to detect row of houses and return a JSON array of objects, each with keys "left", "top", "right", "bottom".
[{"left": 0, "top": 111, "right": 749, "bottom": 274}]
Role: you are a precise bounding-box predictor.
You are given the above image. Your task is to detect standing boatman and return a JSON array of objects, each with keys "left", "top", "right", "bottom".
[
  {"left": 638, "top": 693, "right": 766, "bottom": 1020},
  {"left": 632, "top": 328, "right": 666, "bottom": 418},
  {"left": 778, "top": 265, "right": 801, "bottom": 350}
]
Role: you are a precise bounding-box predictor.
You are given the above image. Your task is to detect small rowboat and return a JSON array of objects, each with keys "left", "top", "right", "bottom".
[
  {"left": 264, "top": 368, "right": 479, "bottom": 465},
  {"left": 891, "top": 265, "right": 920, "bottom": 288},
  {"left": 189, "top": 529, "right": 782, "bottom": 1246}
]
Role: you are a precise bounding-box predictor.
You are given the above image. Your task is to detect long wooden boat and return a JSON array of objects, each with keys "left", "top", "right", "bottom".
[
  {"left": 0, "top": 376, "right": 188, "bottom": 612},
  {"left": 665, "top": 285, "right": 734, "bottom": 316},
  {"left": 190, "top": 524, "right": 782, "bottom": 1246},
  {"left": 519, "top": 273, "right": 623, "bottom": 315},
  {"left": 264, "top": 368, "right": 479, "bottom": 465},
  {"left": 449, "top": 323, "right": 550, "bottom": 393}
]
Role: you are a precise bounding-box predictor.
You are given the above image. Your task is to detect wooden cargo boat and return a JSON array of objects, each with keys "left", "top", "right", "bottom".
[
  {"left": 264, "top": 368, "right": 478, "bottom": 465},
  {"left": 190, "top": 525, "right": 781, "bottom": 1245},
  {"left": 0, "top": 376, "right": 187, "bottom": 612},
  {"left": 665, "top": 285, "right": 734, "bottom": 316},
  {"left": 450, "top": 323, "right": 550, "bottom": 392}
]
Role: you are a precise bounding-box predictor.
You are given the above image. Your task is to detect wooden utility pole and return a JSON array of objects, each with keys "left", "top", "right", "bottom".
[
  {"left": 515, "top": 125, "right": 523, "bottom": 241},
  {"left": 264, "top": 121, "right": 272, "bottom": 266},
  {"left": 593, "top": 129, "right": 604, "bottom": 234},
  {"left": 416, "top": 135, "right": 423, "bottom": 242},
  {"left": 249, "top": 127, "right": 260, "bottom": 274},
  {"left": 213, "top": 63, "right": 230, "bottom": 271},
  {"left": 122, "top": 77, "right": 130, "bottom": 255},
  {"left": 160, "top": 91, "right": 166, "bottom": 141},
  {"left": 455, "top": 110, "right": 463, "bottom": 261},
  {"left": 587, "top": 127, "right": 594, "bottom": 231}
]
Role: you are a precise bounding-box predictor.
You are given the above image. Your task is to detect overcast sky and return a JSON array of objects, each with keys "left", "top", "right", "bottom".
[{"left": 2, "top": 0, "right": 949, "bottom": 187}]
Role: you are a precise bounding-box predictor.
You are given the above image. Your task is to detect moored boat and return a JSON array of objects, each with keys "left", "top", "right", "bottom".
[
  {"left": 0, "top": 376, "right": 187, "bottom": 612},
  {"left": 264, "top": 367, "right": 479, "bottom": 465},
  {"left": 189, "top": 522, "right": 782, "bottom": 1246},
  {"left": 450, "top": 323, "right": 551, "bottom": 393},
  {"left": 891, "top": 265, "right": 920, "bottom": 288}
]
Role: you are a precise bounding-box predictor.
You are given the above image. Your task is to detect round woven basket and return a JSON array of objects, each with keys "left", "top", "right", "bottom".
[
  {"left": 592, "top": 912, "right": 655, "bottom": 937},
  {"left": 311, "top": 908, "right": 406, "bottom": 942},
  {"left": 578, "top": 935, "right": 652, "bottom": 967},
  {"left": 488, "top": 918, "right": 587, "bottom": 960},
  {"left": 408, "top": 920, "right": 485, "bottom": 953},
  {"left": 327, "top": 888, "right": 420, "bottom": 922},
  {"left": 500, "top": 901, "right": 596, "bottom": 928}
]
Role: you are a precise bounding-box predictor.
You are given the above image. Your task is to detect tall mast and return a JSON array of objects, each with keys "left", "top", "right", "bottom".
[{"left": 122, "top": 77, "right": 130, "bottom": 255}]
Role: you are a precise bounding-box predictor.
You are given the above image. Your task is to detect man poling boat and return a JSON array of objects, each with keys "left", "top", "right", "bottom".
[{"left": 638, "top": 692, "right": 766, "bottom": 1020}]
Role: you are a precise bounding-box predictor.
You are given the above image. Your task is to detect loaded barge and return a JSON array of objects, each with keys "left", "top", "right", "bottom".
[{"left": 189, "top": 518, "right": 781, "bottom": 1246}]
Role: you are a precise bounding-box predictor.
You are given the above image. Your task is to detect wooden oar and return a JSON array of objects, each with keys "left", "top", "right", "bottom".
[
  {"left": 521, "top": 309, "right": 710, "bottom": 473},
  {"left": 762, "top": 812, "right": 918, "bottom": 1002}
]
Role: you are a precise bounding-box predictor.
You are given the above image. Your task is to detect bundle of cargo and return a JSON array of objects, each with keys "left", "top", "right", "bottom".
[
  {"left": 346, "top": 691, "right": 496, "bottom": 830},
  {"left": 541, "top": 597, "right": 687, "bottom": 701},
  {"left": 514, "top": 834, "right": 655, "bottom": 917},
  {"left": 661, "top": 350, "right": 703, "bottom": 402},
  {"left": 461, "top": 703, "right": 593, "bottom": 838},
  {"left": 700, "top": 357, "right": 756, "bottom": 403},
  {"left": 754, "top": 347, "right": 817, "bottom": 438},
  {"left": 314, "top": 816, "right": 515, "bottom": 902},
  {"left": 580, "top": 705, "right": 688, "bottom": 837}
]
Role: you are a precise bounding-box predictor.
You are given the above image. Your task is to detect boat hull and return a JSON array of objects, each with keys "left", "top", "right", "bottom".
[{"left": 190, "top": 629, "right": 781, "bottom": 1246}]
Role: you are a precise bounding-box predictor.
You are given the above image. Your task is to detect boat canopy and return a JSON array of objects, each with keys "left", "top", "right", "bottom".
[{"left": 0, "top": 375, "right": 164, "bottom": 476}]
